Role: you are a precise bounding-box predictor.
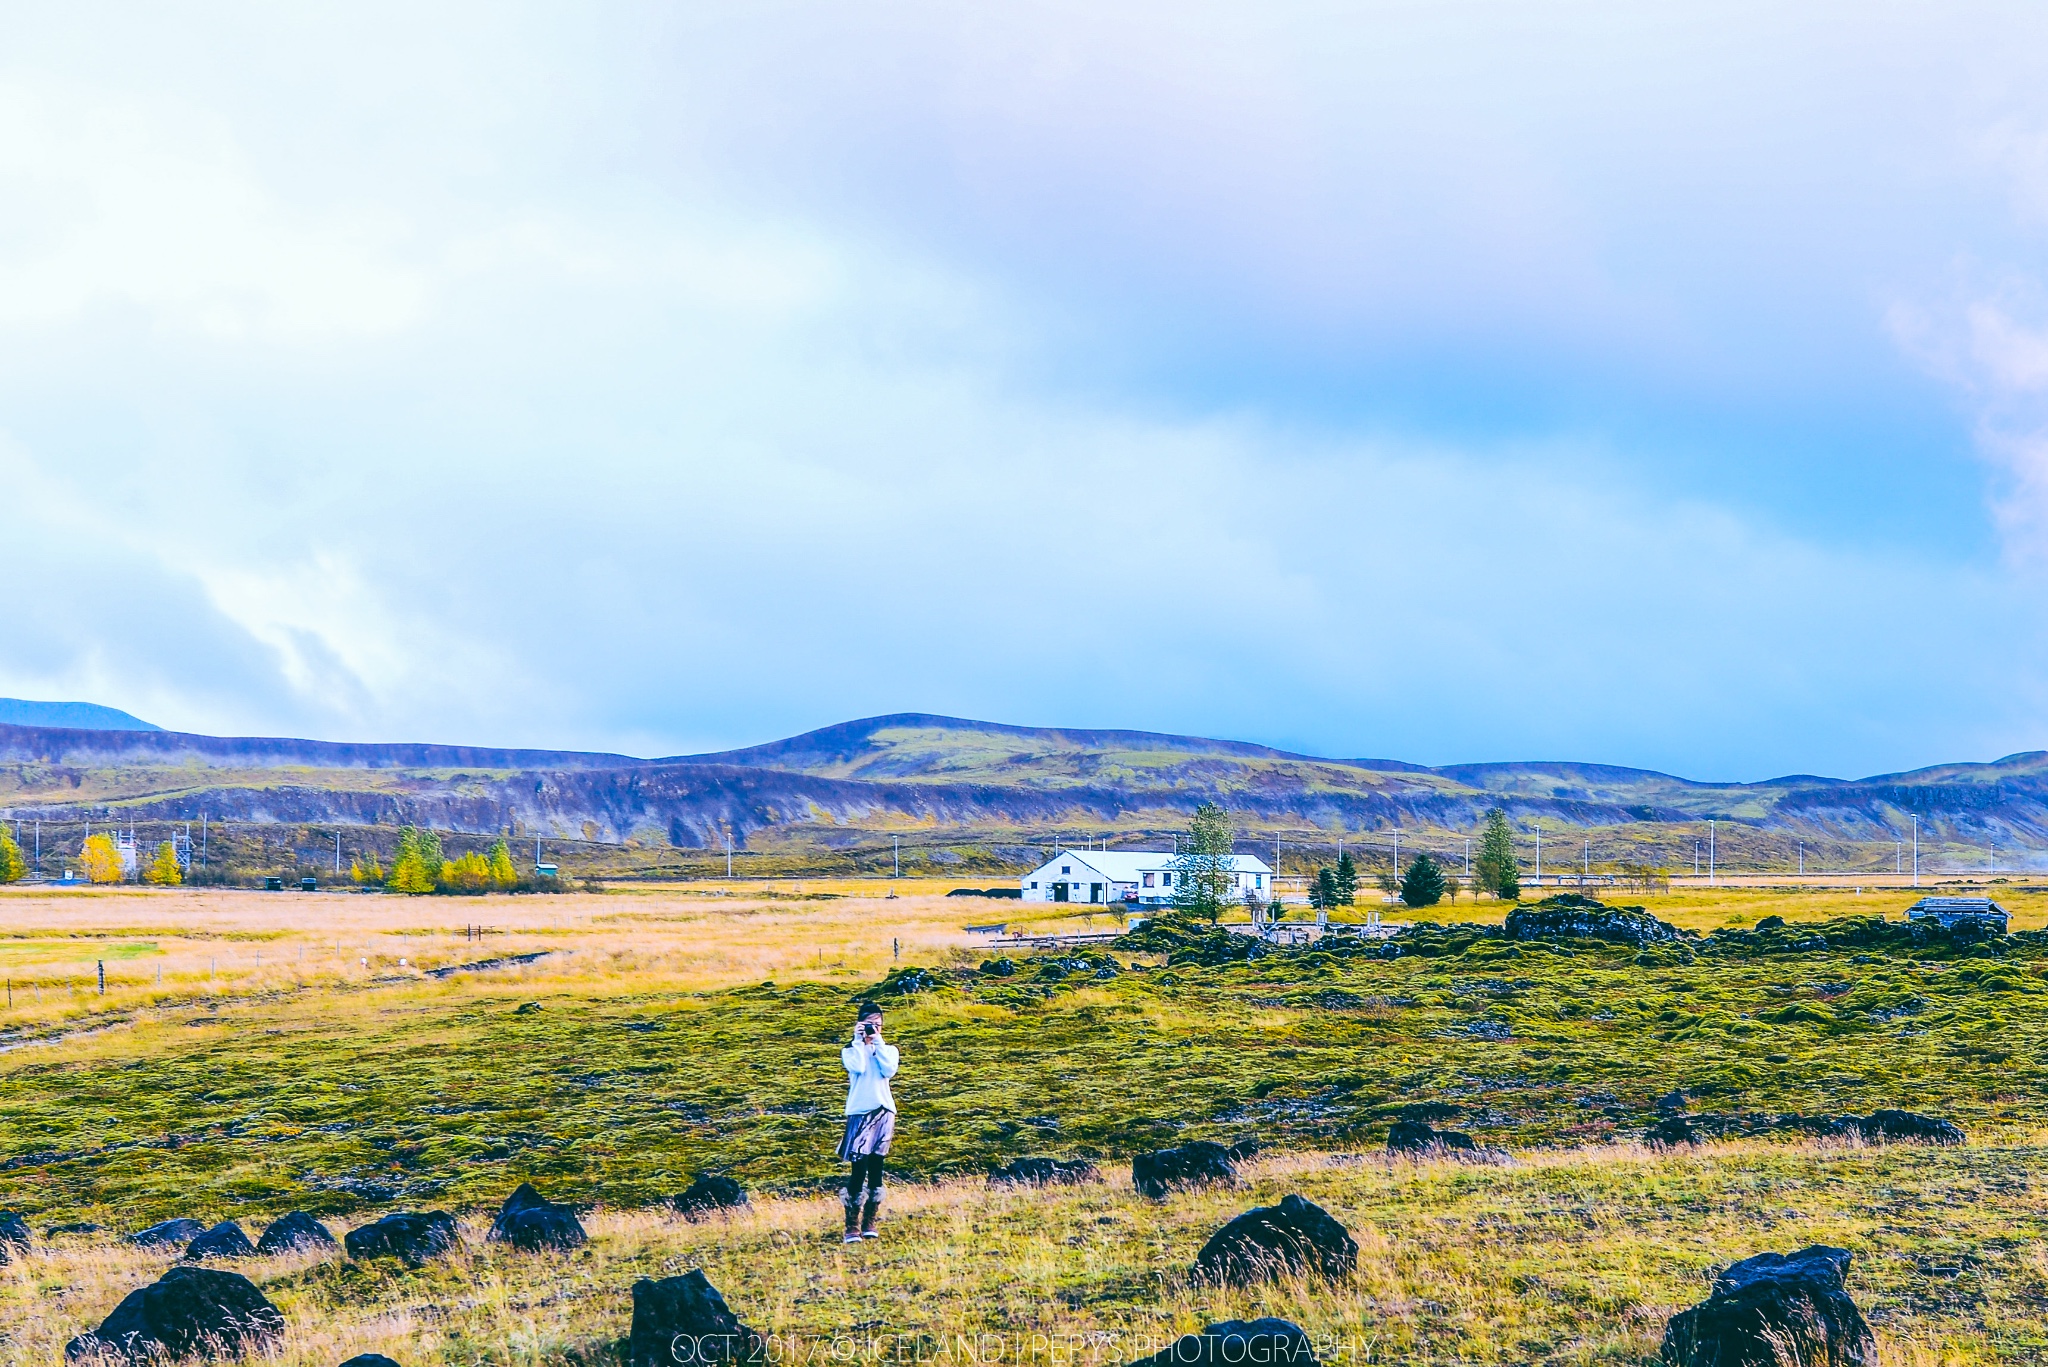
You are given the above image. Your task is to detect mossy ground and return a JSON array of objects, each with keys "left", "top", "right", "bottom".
[{"left": 1, "top": 883, "right": 2046, "bottom": 1362}]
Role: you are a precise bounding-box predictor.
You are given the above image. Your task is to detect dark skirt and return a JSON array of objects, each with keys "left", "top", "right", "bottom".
[{"left": 836, "top": 1107, "right": 896, "bottom": 1161}]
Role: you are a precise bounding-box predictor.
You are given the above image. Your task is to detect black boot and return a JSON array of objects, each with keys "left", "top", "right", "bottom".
[
  {"left": 841, "top": 1191, "right": 860, "bottom": 1244},
  {"left": 859, "top": 1196, "right": 881, "bottom": 1239}
]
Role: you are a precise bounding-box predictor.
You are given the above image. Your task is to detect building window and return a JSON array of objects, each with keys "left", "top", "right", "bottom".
[
  {"left": 1061, "top": 865, "right": 1070, "bottom": 874},
  {"left": 1255, "top": 874, "right": 1263, "bottom": 888},
  {"left": 1162, "top": 871, "right": 1172, "bottom": 886},
  {"left": 1142, "top": 873, "right": 1155, "bottom": 887},
  {"left": 1028, "top": 881, "right": 1038, "bottom": 889}
]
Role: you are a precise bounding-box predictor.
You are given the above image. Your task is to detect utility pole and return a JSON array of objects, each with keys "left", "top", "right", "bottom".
[
  {"left": 1895, "top": 841, "right": 1901, "bottom": 876},
  {"left": 335, "top": 831, "right": 342, "bottom": 875},
  {"left": 1534, "top": 829, "right": 1541, "bottom": 887},
  {"left": 1708, "top": 820, "right": 1715, "bottom": 885},
  {"left": 1912, "top": 816, "right": 1918, "bottom": 886},
  {"left": 1464, "top": 836, "right": 1471, "bottom": 878},
  {"left": 1583, "top": 839, "right": 1589, "bottom": 880},
  {"left": 893, "top": 835, "right": 900, "bottom": 879},
  {"left": 1392, "top": 829, "right": 1400, "bottom": 879},
  {"left": 1798, "top": 841, "right": 1804, "bottom": 876}
]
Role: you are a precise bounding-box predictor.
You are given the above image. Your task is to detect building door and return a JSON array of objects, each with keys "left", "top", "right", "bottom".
[
  {"left": 1090, "top": 883, "right": 1103, "bottom": 903},
  {"left": 1052, "top": 882, "right": 1068, "bottom": 902}
]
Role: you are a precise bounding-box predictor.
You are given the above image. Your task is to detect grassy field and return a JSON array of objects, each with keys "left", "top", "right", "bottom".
[{"left": 3, "top": 881, "right": 2047, "bottom": 1363}]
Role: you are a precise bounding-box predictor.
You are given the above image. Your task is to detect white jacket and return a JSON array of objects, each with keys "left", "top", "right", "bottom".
[{"left": 841, "top": 1034, "right": 900, "bottom": 1115}]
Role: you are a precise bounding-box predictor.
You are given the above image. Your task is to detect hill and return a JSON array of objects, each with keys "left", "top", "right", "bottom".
[
  {"left": 0, "top": 711, "right": 2043, "bottom": 879},
  {"left": 0, "top": 698, "right": 159, "bottom": 731}
]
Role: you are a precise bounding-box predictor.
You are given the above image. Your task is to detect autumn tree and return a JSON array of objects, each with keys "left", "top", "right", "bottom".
[
  {"left": 143, "top": 841, "right": 183, "bottom": 886},
  {"left": 80, "top": 833, "right": 123, "bottom": 884},
  {"left": 390, "top": 825, "right": 444, "bottom": 894},
  {"left": 487, "top": 837, "right": 518, "bottom": 889},
  {"left": 0, "top": 828, "right": 25, "bottom": 884},
  {"left": 1475, "top": 807, "right": 1520, "bottom": 900}
]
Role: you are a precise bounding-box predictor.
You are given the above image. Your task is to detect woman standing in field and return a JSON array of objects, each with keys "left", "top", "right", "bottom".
[{"left": 837, "top": 1000, "right": 899, "bottom": 1243}]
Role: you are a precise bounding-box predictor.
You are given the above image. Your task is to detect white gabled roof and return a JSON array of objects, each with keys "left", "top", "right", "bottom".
[{"left": 1032, "top": 848, "right": 1273, "bottom": 882}]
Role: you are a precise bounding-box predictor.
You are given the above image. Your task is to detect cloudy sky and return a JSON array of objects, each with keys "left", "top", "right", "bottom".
[{"left": 7, "top": 2, "right": 2048, "bottom": 778}]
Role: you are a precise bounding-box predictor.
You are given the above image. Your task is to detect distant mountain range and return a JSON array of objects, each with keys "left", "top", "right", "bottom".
[
  {"left": 0, "top": 712, "right": 2040, "bottom": 873},
  {"left": 0, "top": 698, "right": 160, "bottom": 731}
]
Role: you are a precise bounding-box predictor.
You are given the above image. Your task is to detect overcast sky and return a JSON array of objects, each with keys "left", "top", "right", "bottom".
[{"left": 7, "top": 2, "right": 2048, "bottom": 778}]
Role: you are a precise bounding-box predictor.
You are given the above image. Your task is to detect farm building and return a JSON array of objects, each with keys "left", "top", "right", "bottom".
[
  {"left": 1906, "top": 896, "right": 2008, "bottom": 934},
  {"left": 1019, "top": 849, "right": 1274, "bottom": 905}
]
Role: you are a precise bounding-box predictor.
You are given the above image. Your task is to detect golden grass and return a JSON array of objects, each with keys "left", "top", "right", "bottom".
[{"left": 3, "top": 1140, "right": 2040, "bottom": 1366}]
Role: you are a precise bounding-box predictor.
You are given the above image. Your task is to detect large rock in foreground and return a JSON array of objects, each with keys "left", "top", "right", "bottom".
[
  {"left": 627, "top": 1270, "right": 766, "bottom": 1367},
  {"left": 256, "top": 1212, "right": 339, "bottom": 1256},
  {"left": 671, "top": 1175, "right": 749, "bottom": 1219},
  {"left": 988, "top": 1157, "right": 1100, "bottom": 1187},
  {"left": 1193, "top": 1194, "right": 1357, "bottom": 1285},
  {"left": 1856, "top": 1110, "right": 1964, "bottom": 1145},
  {"left": 127, "top": 1219, "right": 206, "bottom": 1249},
  {"left": 344, "top": 1211, "right": 459, "bottom": 1266},
  {"left": 64, "top": 1265, "right": 285, "bottom": 1363},
  {"left": 487, "top": 1183, "right": 587, "bottom": 1252},
  {"left": 1128, "top": 1319, "right": 1317, "bottom": 1367},
  {"left": 337, "top": 1356, "right": 402, "bottom": 1367},
  {"left": 1661, "top": 1245, "right": 1875, "bottom": 1367},
  {"left": 1388, "top": 1120, "right": 1477, "bottom": 1153},
  {"left": 1132, "top": 1142, "right": 1236, "bottom": 1199},
  {"left": 0, "top": 1211, "right": 30, "bottom": 1263}
]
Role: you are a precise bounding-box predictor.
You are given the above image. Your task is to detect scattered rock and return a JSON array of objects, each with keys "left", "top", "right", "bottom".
[
  {"left": 1661, "top": 1245, "right": 1875, "bottom": 1367},
  {"left": 514, "top": 1002, "right": 542, "bottom": 1015},
  {"left": 876, "top": 967, "right": 939, "bottom": 995},
  {"left": 1225, "top": 1135, "right": 1262, "bottom": 1161},
  {"left": 987, "top": 1157, "right": 1100, "bottom": 1187},
  {"left": 127, "top": 1219, "right": 207, "bottom": 1249},
  {"left": 1657, "top": 1089, "right": 1689, "bottom": 1115},
  {"left": 183, "top": 1221, "right": 255, "bottom": 1261},
  {"left": 344, "top": 1211, "right": 459, "bottom": 1266},
  {"left": 1506, "top": 898, "right": 1685, "bottom": 948},
  {"left": 256, "top": 1211, "right": 339, "bottom": 1255},
  {"left": 64, "top": 1265, "right": 286, "bottom": 1363},
  {"left": 1646, "top": 1117, "right": 1701, "bottom": 1147},
  {"left": 1131, "top": 1141, "right": 1237, "bottom": 1199},
  {"left": 627, "top": 1269, "right": 767, "bottom": 1367},
  {"left": 1398, "top": 1102, "right": 1461, "bottom": 1124},
  {"left": 1193, "top": 1193, "right": 1358, "bottom": 1285},
  {"left": 1856, "top": 1110, "right": 1964, "bottom": 1145},
  {"left": 46, "top": 1223, "right": 102, "bottom": 1237},
  {"left": 1128, "top": 1318, "right": 1317, "bottom": 1367},
  {"left": 1387, "top": 1120, "right": 1477, "bottom": 1154},
  {"left": 0, "top": 1211, "right": 29, "bottom": 1263},
  {"left": 338, "top": 1356, "right": 404, "bottom": 1367},
  {"left": 1756, "top": 916, "right": 1786, "bottom": 931},
  {"left": 487, "top": 1183, "right": 587, "bottom": 1252},
  {"left": 671, "top": 1174, "right": 750, "bottom": 1219},
  {"left": 978, "top": 959, "right": 1017, "bottom": 977}
]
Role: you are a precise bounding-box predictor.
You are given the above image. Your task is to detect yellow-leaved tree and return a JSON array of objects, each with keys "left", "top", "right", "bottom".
[
  {"left": 0, "top": 828, "right": 25, "bottom": 884},
  {"left": 80, "top": 833, "right": 124, "bottom": 884},
  {"left": 143, "top": 841, "right": 183, "bottom": 886},
  {"left": 487, "top": 837, "right": 518, "bottom": 890},
  {"left": 389, "top": 825, "right": 443, "bottom": 894},
  {"left": 350, "top": 854, "right": 385, "bottom": 885},
  {"left": 444, "top": 850, "right": 492, "bottom": 892}
]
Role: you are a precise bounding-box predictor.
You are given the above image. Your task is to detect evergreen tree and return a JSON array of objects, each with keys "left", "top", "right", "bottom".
[
  {"left": 487, "top": 837, "right": 518, "bottom": 889},
  {"left": 80, "top": 833, "right": 123, "bottom": 884},
  {"left": 0, "top": 828, "right": 25, "bottom": 884},
  {"left": 1334, "top": 851, "right": 1358, "bottom": 905},
  {"left": 1171, "top": 803, "right": 1236, "bottom": 923},
  {"left": 143, "top": 841, "right": 183, "bottom": 886},
  {"left": 1315, "top": 866, "right": 1341, "bottom": 910},
  {"left": 1475, "top": 807, "right": 1520, "bottom": 900},
  {"left": 1400, "top": 853, "right": 1445, "bottom": 907}
]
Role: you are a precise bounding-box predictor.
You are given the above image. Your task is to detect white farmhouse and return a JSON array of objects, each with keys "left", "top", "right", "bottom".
[{"left": 1019, "top": 849, "right": 1274, "bottom": 905}]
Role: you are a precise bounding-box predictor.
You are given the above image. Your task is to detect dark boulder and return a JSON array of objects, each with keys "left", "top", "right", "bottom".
[
  {"left": 344, "top": 1211, "right": 459, "bottom": 1266},
  {"left": 1506, "top": 898, "right": 1684, "bottom": 948},
  {"left": 988, "top": 1157, "right": 1099, "bottom": 1187},
  {"left": 47, "top": 1223, "right": 102, "bottom": 1237},
  {"left": 1647, "top": 1117, "right": 1702, "bottom": 1147},
  {"left": 0, "top": 1211, "right": 29, "bottom": 1263},
  {"left": 338, "top": 1357, "right": 403, "bottom": 1367},
  {"left": 671, "top": 1174, "right": 750, "bottom": 1219},
  {"left": 1387, "top": 1120, "right": 1477, "bottom": 1154},
  {"left": 1857, "top": 1110, "right": 1964, "bottom": 1145},
  {"left": 183, "top": 1221, "right": 255, "bottom": 1261},
  {"left": 978, "top": 959, "right": 1017, "bottom": 977},
  {"left": 1661, "top": 1245, "right": 1875, "bottom": 1367},
  {"left": 1756, "top": 915, "right": 1786, "bottom": 930},
  {"left": 1657, "top": 1089, "right": 1689, "bottom": 1115},
  {"left": 1193, "top": 1194, "right": 1358, "bottom": 1285},
  {"left": 1225, "top": 1135, "right": 1262, "bottom": 1161},
  {"left": 627, "top": 1269, "right": 767, "bottom": 1367},
  {"left": 256, "top": 1211, "right": 339, "bottom": 1255},
  {"left": 1128, "top": 1318, "right": 1316, "bottom": 1367},
  {"left": 128, "top": 1219, "right": 207, "bottom": 1249},
  {"left": 64, "top": 1265, "right": 285, "bottom": 1363},
  {"left": 487, "top": 1183, "right": 587, "bottom": 1252},
  {"left": 1131, "top": 1141, "right": 1237, "bottom": 1199}
]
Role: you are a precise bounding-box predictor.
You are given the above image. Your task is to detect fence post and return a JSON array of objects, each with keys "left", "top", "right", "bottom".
[{"left": 98, "top": 961, "right": 105, "bottom": 995}]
